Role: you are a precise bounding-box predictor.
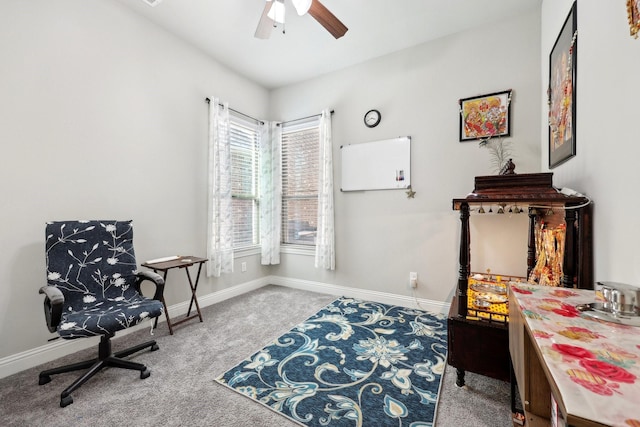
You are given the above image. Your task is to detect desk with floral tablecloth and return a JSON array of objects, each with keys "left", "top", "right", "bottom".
[{"left": 509, "top": 284, "right": 640, "bottom": 427}]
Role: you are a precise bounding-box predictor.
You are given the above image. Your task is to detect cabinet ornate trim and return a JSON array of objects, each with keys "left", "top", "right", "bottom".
[{"left": 447, "top": 172, "right": 593, "bottom": 386}]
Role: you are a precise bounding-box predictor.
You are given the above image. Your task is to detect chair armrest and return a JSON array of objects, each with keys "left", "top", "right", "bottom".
[
  {"left": 39, "top": 286, "right": 64, "bottom": 333},
  {"left": 134, "top": 270, "right": 165, "bottom": 302}
]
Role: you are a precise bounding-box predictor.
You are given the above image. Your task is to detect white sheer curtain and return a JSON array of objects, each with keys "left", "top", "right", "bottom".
[
  {"left": 206, "top": 98, "right": 234, "bottom": 277},
  {"left": 260, "top": 121, "right": 282, "bottom": 265},
  {"left": 315, "top": 109, "right": 335, "bottom": 270}
]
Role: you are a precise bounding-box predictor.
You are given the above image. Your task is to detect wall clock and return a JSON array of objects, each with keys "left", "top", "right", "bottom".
[{"left": 364, "top": 109, "right": 381, "bottom": 128}]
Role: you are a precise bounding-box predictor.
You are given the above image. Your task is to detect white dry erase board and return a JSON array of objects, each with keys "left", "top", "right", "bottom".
[{"left": 340, "top": 136, "right": 411, "bottom": 191}]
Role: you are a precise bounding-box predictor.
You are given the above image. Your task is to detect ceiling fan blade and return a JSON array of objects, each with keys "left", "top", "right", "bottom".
[
  {"left": 308, "top": 0, "right": 348, "bottom": 39},
  {"left": 255, "top": 1, "right": 274, "bottom": 39}
]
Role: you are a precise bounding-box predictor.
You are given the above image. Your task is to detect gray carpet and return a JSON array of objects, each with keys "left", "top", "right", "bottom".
[{"left": 0, "top": 285, "right": 513, "bottom": 426}]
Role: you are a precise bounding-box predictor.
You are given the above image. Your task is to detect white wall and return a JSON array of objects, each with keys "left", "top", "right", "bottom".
[
  {"left": 17, "top": 0, "right": 638, "bottom": 370},
  {"left": 540, "top": 0, "right": 640, "bottom": 285},
  {"left": 0, "top": 0, "right": 269, "bottom": 358},
  {"left": 269, "top": 11, "right": 542, "bottom": 303}
]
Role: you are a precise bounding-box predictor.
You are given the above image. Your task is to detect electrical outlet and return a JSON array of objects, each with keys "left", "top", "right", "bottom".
[
  {"left": 409, "top": 272, "right": 418, "bottom": 288},
  {"left": 241, "top": 262, "right": 247, "bottom": 273}
]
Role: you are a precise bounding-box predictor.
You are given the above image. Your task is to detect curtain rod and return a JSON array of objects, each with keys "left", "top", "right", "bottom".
[
  {"left": 279, "top": 110, "right": 335, "bottom": 127},
  {"left": 205, "top": 97, "right": 264, "bottom": 125},
  {"left": 205, "top": 98, "right": 334, "bottom": 126}
]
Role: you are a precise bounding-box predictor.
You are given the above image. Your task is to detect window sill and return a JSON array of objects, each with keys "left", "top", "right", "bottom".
[
  {"left": 233, "top": 245, "right": 316, "bottom": 257},
  {"left": 280, "top": 244, "right": 315, "bottom": 256},
  {"left": 234, "top": 246, "right": 261, "bottom": 258}
]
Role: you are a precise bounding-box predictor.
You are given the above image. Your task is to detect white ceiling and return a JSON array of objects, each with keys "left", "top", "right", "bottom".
[{"left": 114, "top": 0, "right": 542, "bottom": 89}]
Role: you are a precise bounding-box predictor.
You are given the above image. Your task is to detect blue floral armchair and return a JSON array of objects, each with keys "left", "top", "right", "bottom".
[{"left": 39, "top": 220, "right": 165, "bottom": 407}]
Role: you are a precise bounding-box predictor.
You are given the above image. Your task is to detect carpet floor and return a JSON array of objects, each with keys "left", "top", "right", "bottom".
[{"left": 0, "top": 285, "right": 514, "bottom": 426}]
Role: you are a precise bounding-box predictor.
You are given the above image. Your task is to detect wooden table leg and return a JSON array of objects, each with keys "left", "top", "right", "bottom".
[
  {"left": 184, "top": 263, "right": 203, "bottom": 322},
  {"left": 154, "top": 270, "right": 174, "bottom": 335}
]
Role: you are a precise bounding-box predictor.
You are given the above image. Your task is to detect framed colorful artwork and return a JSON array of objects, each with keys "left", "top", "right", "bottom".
[
  {"left": 459, "top": 90, "right": 512, "bottom": 142},
  {"left": 628, "top": 0, "right": 640, "bottom": 38},
  {"left": 548, "top": 2, "right": 577, "bottom": 168}
]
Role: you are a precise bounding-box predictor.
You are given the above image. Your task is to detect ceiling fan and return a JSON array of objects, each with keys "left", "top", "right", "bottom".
[{"left": 255, "top": 0, "right": 348, "bottom": 40}]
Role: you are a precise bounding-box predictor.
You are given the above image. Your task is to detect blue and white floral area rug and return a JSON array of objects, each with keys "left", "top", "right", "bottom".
[{"left": 215, "top": 297, "right": 448, "bottom": 427}]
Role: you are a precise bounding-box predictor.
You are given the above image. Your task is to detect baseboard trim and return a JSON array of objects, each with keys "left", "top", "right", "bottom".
[
  {"left": 166, "top": 276, "right": 270, "bottom": 318},
  {"left": 268, "top": 275, "right": 451, "bottom": 315},
  {"left": 0, "top": 276, "right": 449, "bottom": 379},
  {"left": 0, "top": 277, "right": 270, "bottom": 380}
]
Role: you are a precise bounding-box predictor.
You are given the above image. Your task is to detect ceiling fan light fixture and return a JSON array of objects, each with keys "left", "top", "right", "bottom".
[
  {"left": 142, "top": 0, "right": 163, "bottom": 6},
  {"left": 292, "top": 0, "right": 312, "bottom": 16},
  {"left": 267, "top": 0, "right": 286, "bottom": 24},
  {"left": 255, "top": 0, "right": 347, "bottom": 40}
]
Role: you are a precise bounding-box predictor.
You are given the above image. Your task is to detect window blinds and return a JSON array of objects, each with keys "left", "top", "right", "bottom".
[
  {"left": 230, "top": 114, "right": 260, "bottom": 248},
  {"left": 281, "top": 119, "right": 320, "bottom": 245}
]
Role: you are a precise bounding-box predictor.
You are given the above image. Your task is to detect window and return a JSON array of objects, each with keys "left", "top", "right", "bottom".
[
  {"left": 230, "top": 114, "right": 260, "bottom": 248},
  {"left": 281, "top": 119, "right": 320, "bottom": 246}
]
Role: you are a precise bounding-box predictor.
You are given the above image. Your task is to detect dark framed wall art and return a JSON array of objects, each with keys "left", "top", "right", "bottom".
[
  {"left": 459, "top": 90, "right": 512, "bottom": 142},
  {"left": 548, "top": 2, "right": 578, "bottom": 168},
  {"left": 628, "top": 0, "right": 640, "bottom": 38}
]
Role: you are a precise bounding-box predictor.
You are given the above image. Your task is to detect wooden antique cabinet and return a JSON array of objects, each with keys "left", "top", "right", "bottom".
[
  {"left": 508, "top": 290, "right": 553, "bottom": 426},
  {"left": 447, "top": 172, "right": 592, "bottom": 387}
]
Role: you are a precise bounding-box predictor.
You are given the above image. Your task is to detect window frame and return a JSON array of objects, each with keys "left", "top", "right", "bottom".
[
  {"left": 280, "top": 118, "right": 321, "bottom": 250},
  {"left": 229, "top": 112, "right": 261, "bottom": 252}
]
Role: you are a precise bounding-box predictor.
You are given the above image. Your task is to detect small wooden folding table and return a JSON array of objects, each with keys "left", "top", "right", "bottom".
[{"left": 141, "top": 255, "right": 207, "bottom": 335}]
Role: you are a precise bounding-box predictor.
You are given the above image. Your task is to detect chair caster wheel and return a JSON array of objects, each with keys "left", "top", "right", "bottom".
[
  {"left": 39, "top": 375, "right": 52, "bottom": 385},
  {"left": 60, "top": 395, "right": 73, "bottom": 407},
  {"left": 140, "top": 368, "right": 151, "bottom": 379},
  {"left": 150, "top": 343, "right": 159, "bottom": 352}
]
